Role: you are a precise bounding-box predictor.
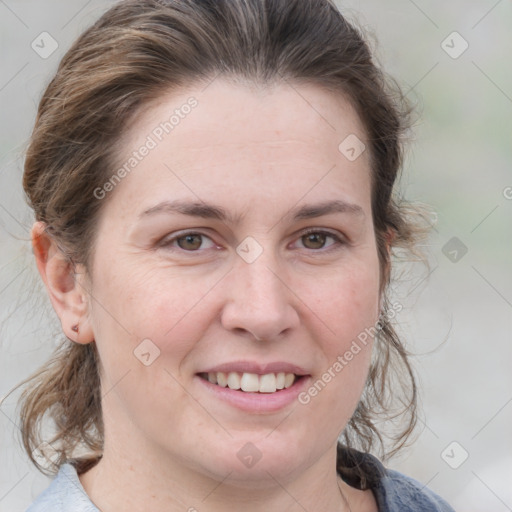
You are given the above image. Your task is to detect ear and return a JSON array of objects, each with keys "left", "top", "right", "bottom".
[{"left": 31, "top": 221, "right": 94, "bottom": 344}]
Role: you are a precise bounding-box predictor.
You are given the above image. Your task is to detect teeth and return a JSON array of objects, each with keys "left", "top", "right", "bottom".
[
  {"left": 205, "top": 371, "right": 297, "bottom": 393},
  {"left": 227, "top": 371, "right": 241, "bottom": 390},
  {"left": 276, "top": 372, "right": 285, "bottom": 390},
  {"left": 240, "top": 373, "right": 260, "bottom": 392},
  {"left": 217, "top": 371, "right": 228, "bottom": 387},
  {"left": 284, "top": 373, "right": 295, "bottom": 388},
  {"left": 259, "top": 373, "right": 277, "bottom": 393}
]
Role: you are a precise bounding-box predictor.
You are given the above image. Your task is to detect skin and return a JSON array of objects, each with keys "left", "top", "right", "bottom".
[{"left": 32, "top": 79, "right": 382, "bottom": 511}]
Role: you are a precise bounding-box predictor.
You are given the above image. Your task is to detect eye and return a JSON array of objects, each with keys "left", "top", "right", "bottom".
[
  {"left": 295, "top": 229, "right": 345, "bottom": 251},
  {"left": 159, "top": 232, "right": 217, "bottom": 251},
  {"left": 157, "top": 229, "right": 345, "bottom": 253}
]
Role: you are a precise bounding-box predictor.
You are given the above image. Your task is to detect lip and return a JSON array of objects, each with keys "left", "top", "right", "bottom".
[
  {"left": 195, "top": 373, "right": 311, "bottom": 413},
  {"left": 199, "top": 360, "right": 309, "bottom": 376}
]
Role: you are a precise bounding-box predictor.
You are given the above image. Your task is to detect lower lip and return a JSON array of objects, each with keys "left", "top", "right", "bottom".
[{"left": 195, "top": 375, "right": 310, "bottom": 413}]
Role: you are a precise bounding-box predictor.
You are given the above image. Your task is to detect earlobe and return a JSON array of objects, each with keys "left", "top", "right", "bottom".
[{"left": 31, "top": 221, "right": 95, "bottom": 345}]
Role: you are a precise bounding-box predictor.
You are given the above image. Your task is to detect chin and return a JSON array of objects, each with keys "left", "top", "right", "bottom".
[{"left": 189, "top": 433, "right": 313, "bottom": 487}]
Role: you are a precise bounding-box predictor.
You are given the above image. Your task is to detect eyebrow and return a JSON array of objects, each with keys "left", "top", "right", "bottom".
[
  {"left": 291, "top": 199, "right": 364, "bottom": 220},
  {"left": 139, "top": 199, "right": 364, "bottom": 223}
]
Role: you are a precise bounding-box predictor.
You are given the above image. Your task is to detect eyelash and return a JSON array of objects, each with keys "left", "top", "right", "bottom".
[{"left": 158, "top": 228, "right": 346, "bottom": 254}]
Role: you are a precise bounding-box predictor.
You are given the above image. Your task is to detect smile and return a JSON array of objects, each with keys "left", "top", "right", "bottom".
[{"left": 198, "top": 371, "right": 297, "bottom": 393}]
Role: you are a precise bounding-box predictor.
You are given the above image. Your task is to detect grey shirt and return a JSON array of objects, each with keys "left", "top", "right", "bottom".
[{"left": 27, "top": 454, "right": 455, "bottom": 511}]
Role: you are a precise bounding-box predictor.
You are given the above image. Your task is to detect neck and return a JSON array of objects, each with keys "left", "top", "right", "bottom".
[{"left": 79, "top": 441, "right": 353, "bottom": 512}]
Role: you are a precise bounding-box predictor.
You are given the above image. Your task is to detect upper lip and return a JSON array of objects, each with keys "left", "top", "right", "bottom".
[{"left": 199, "top": 361, "right": 310, "bottom": 376}]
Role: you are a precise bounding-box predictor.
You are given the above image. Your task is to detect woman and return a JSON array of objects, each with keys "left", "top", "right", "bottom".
[{"left": 19, "top": 0, "right": 454, "bottom": 510}]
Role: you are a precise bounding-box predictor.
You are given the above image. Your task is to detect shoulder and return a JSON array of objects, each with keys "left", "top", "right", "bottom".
[
  {"left": 26, "top": 464, "right": 99, "bottom": 512},
  {"left": 375, "top": 469, "right": 455, "bottom": 511},
  {"left": 336, "top": 445, "right": 455, "bottom": 512}
]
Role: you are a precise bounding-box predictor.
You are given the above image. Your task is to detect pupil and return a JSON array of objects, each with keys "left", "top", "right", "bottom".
[
  {"left": 178, "top": 234, "right": 201, "bottom": 250},
  {"left": 304, "top": 233, "right": 325, "bottom": 249}
]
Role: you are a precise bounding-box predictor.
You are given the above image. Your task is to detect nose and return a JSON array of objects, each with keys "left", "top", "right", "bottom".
[{"left": 220, "top": 252, "right": 300, "bottom": 342}]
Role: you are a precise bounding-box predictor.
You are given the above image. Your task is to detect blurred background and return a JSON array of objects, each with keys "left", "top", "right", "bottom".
[{"left": 0, "top": 1, "right": 511, "bottom": 510}]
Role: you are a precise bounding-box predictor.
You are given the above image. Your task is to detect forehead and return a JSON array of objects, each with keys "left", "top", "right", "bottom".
[
  {"left": 129, "top": 79, "right": 366, "bottom": 150},
  {"left": 104, "top": 79, "right": 371, "bottom": 219}
]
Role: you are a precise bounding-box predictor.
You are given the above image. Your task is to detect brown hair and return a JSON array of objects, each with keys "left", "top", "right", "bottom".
[{"left": 17, "top": 0, "right": 427, "bottom": 483}]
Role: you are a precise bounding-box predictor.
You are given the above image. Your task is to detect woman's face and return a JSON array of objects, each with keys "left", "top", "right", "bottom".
[{"left": 84, "top": 79, "right": 381, "bottom": 484}]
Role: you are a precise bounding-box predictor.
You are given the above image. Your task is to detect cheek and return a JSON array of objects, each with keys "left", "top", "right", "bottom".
[
  {"left": 89, "top": 257, "right": 220, "bottom": 372},
  {"left": 86, "top": 262, "right": 203, "bottom": 437},
  {"left": 299, "top": 253, "right": 380, "bottom": 411},
  {"left": 309, "top": 254, "right": 381, "bottom": 350}
]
